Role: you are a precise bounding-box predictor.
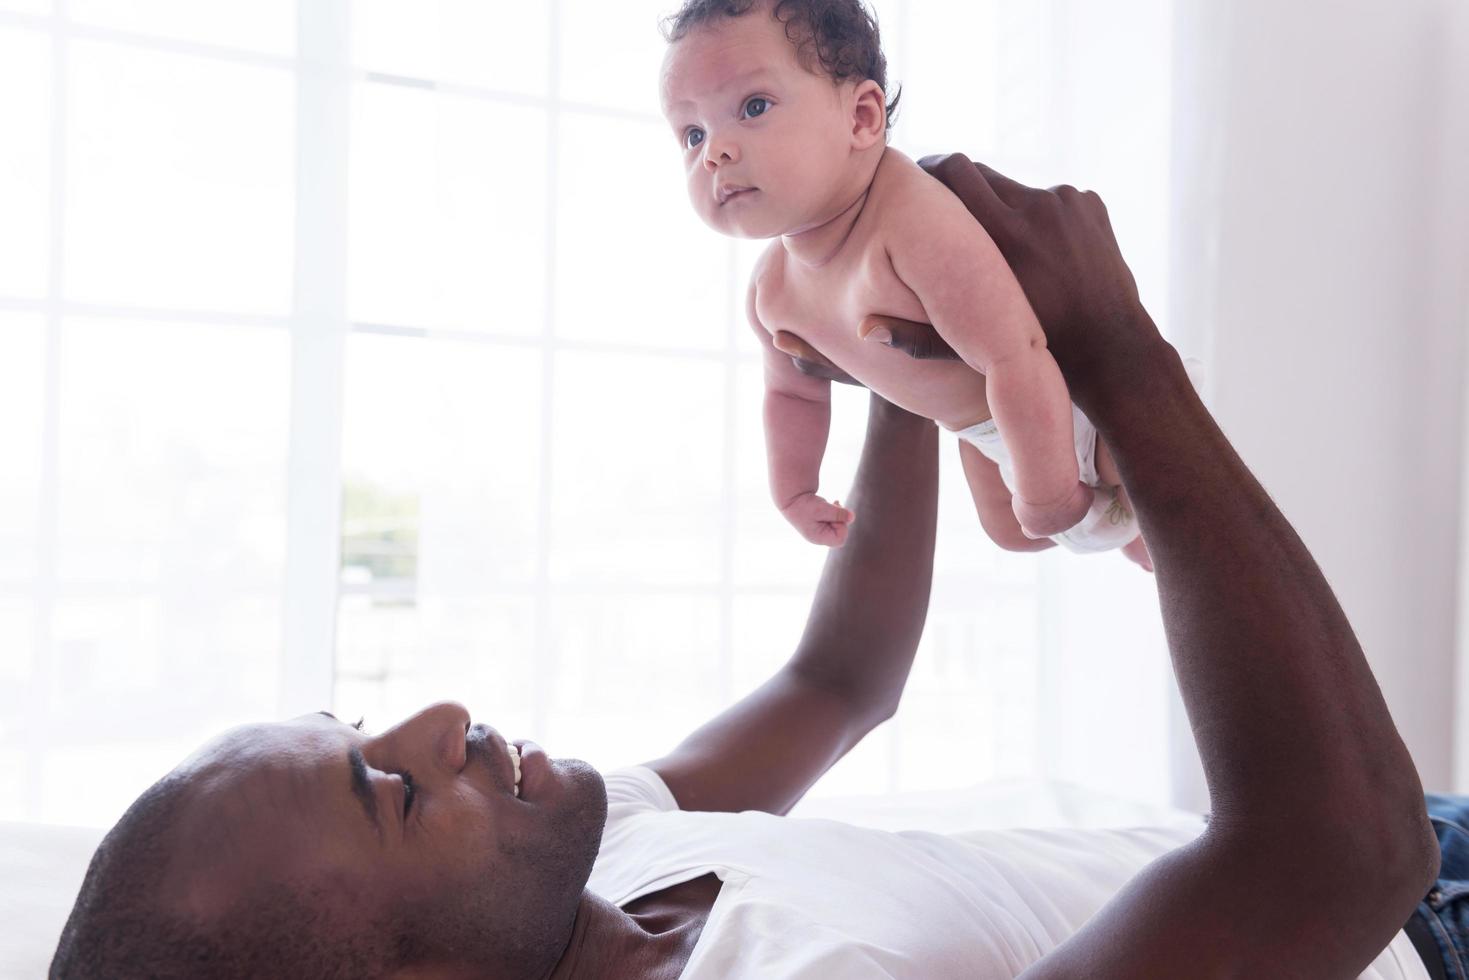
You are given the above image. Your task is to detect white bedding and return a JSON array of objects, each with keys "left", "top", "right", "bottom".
[{"left": 0, "top": 779, "right": 1197, "bottom": 979}]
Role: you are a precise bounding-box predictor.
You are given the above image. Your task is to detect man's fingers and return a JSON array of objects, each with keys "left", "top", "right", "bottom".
[
  {"left": 918, "top": 152, "right": 1016, "bottom": 225},
  {"left": 772, "top": 331, "right": 811, "bottom": 358},
  {"left": 859, "top": 314, "right": 960, "bottom": 362},
  {"left": 775, "top": 331, "right": 865, "bottom": 387},
  {"left": 970, "top": 161, "right": 1035, "bottom": 210}
]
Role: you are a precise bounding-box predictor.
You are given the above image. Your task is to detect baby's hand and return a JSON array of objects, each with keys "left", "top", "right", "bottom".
[{"left": 781, "top": 493, "right": 856, "bottom": 547}]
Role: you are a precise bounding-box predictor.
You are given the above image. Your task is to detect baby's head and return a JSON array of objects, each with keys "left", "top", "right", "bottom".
[{"left": 659, "top": 0, "right": 900, "bottom": 240}]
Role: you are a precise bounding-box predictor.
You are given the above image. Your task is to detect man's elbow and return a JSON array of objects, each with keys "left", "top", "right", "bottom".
[
  {"left": 1217, "top": 789, "right": 1439, "bottom": 923},
  {"left": 1306, "top": 799, "right": 1440, "bottom": 935},
  {"left": 1368, "top": 803, "right": 1440, "bottom": 916}
]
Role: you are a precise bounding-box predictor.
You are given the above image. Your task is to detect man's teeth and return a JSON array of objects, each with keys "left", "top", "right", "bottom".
[{"left": 508, "top": 743, "right": 522, "bottom": 797}]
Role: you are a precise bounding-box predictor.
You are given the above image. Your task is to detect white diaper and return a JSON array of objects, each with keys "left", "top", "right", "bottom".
[
  {"left": 952, "top": 404, "right": 1136, "bottom": 554},
  {"left": 950, "top": 358, "right": 1208, "bottom": 555}
]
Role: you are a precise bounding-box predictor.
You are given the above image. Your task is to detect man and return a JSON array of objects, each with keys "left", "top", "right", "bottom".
[{"left": 52, "top": 156, "right": 1449, "bottom": 979}]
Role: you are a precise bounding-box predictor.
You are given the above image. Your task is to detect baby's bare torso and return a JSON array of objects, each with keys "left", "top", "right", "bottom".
[{"left": 752, "top": 149, "right": 992, "bottom": 428}]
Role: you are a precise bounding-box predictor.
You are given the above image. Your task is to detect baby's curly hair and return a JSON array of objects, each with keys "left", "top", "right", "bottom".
[{"left": 661, "top": 0, "right": 902, "bottom": 131}]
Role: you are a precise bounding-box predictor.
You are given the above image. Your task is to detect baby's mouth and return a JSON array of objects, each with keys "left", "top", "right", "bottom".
[{"left": 718, "top": 185, "right": 757, "bottom": 205}]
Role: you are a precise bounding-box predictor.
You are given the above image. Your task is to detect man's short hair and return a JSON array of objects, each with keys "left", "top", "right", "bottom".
[
  {"left": 50, "top": 775, "right": 390, "bottom": 980},
  {"left": 661, "top": 0, "right": 903, "bottom": 130}
]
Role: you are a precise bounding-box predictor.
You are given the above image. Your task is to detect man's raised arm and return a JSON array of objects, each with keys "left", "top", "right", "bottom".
[
  {"left": 642, "top": 394, "right": 939, "bottom": 815},
  {"left": 885, "top": 154, "right": 1438, "bottom": 979}
]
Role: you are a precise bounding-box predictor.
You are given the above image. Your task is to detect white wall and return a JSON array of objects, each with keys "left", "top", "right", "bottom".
[
  {"left": 1455, "top": 0, "right": 1469, "bottom": 793},
  {"left": 1170, "top": 0, "right": 1469, "bottom": 806}
]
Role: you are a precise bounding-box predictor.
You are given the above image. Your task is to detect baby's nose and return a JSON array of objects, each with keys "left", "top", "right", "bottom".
[{"left": 702, "top": 139, "right": 738, "bottom": 171}]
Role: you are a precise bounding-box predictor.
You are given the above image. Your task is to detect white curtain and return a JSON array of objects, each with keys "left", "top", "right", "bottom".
[{"left": 0, "top": 0, "right": 1178, "bottom": 828}]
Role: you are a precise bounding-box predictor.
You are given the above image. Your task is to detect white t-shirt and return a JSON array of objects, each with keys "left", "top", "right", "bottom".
[{"left": 586, "top": 766, "right": 1431, "bottom": 980}]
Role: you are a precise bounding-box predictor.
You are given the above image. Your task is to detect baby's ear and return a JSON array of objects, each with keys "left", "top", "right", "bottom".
[{"left": 849, "top": 79, "right": 886, "bottom": 149}]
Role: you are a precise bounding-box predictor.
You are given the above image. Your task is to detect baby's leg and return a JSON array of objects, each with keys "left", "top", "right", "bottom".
[{"left": 958, "top": 441, "right": 1054, "bottom": 553}]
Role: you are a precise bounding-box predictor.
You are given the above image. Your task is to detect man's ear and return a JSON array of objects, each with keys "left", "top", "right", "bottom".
[{"left": 849, "top": 79, "right": 886, "bottom": 149}]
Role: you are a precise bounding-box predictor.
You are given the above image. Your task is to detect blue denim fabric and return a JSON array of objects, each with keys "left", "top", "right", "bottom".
[{"left": 1414, "top": 794, "right": 1469, "bottom": 979}]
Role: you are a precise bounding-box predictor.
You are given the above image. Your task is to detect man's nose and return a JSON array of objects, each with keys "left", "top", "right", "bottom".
[{"left": 380, "top": 700, "right": 471, "bottom": 772}]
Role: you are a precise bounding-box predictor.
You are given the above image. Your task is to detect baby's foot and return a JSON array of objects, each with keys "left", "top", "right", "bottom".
[
  {"left": 1012, "top": 482, "right": 1093, "bottom": 539},
  {"left": 1121, "top": 533, "right": 1154, "bottom": 573},
  {"left": 781, "top": 493, "right": 855, "bottom": 548}
]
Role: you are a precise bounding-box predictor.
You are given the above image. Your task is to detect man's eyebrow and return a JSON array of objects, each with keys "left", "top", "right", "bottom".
[
  {"left": 347, "top": 745, "right": 380, "bottom": 831},
  {"left": 318, "top": 710, "right": 366, "bottom": 732}
]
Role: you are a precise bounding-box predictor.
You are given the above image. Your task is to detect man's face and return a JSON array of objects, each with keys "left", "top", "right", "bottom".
[
  {"left": 169, "top": 702, "right": 607, "bottom": 976},
  {"left": 659, "top": 9, "right": 856, "bottom": 240}
]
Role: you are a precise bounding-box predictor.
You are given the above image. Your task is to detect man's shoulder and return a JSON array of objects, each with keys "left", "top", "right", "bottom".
[{"left": 604, "top": 765, "right": 681, "bottom": 814}]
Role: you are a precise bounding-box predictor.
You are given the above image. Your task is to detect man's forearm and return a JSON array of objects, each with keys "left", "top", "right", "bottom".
[
  {"left": 788, "top": 394, "right": 939, "bottom": 720},
  {"left": 1081, "top": 323, "right": 1437, "bottom": 930},
  {"left": 899, "top": 153, "right": 1435, "bottom": 977}
]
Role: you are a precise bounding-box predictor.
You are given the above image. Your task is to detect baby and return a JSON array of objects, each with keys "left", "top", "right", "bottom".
[{"left": 658, "top": 0, "right": 1150, "bottom": 568}]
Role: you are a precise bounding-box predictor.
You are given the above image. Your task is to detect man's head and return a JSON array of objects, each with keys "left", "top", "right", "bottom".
[
  {"left": 51, "top": 703, "right": 607, "bottom": 979},
  {"left": 659, "top": 0, "right": 900, "bottom": 239}
]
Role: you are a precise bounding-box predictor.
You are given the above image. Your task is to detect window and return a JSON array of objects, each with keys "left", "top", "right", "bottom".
[{"left": 0, "top": 0, "right": 1176, "bottom": 827}]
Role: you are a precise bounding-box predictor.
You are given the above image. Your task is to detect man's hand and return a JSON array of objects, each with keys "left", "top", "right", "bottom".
[
  {"left": 773, "top": 320, "right": 958, "bottom": 383},
  {"left": 771, "top": 331, "right": 863, "bottom": 385},
  {"left": 862, "top": 153, "right": 1169, "bottom": 411}
]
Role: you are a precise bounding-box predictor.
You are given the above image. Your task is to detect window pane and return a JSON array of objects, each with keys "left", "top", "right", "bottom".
[
  {"left": 549, "top": 351, "right": 724, "bottom": 586},
  {"left": 352, "top": 0, "right": 549, "bottom": 95},
  {"left": 69, "top": 0, "right": 296, "bottom": 56},
  {"left": 555, "top": 113, "right": 728, "bottom": 351},
  {"left": 730, "top": 593, "right": 808, "bottom": 699},
  {"left": 340, "top": 333, "right": 543, "bottom": 589},
  {"left": 55, "top": 319, "right": 290, "bottom": 587},
  {"left": 0, "top": 752, "right": 27, "bottom": 823},
  {"left": 0, "top": 598, "right": 33, "bottom": 714},
  {"left": 0, "top": 314, "right": 45, "bottom": 581},
  {"left": 895, "top": 0, "right": 1000, "bottom": 155},
  {"left": 334, "top": 595, "right": 538, "bottom": 735},
  {"left": 892, "top": 595, "right": 1041, "bottom": 792},
  {"left": 0, "top": 599, "right": 34, "bottom": 811},
  {"left": 39, "top": 595, "right": 281, "bottom": 825},
  {"left": 559, "top": 0, "right": 668, "bottom": 114},
  {"left": 0, "top": 29, "right": 50, "bottom": 298},
  {"left": 544, "top": 595, "right": 723, "bottom": 770},
  {"left": 733, "top": 240, "right": 765, "bottom": 356},
  {"left": 0, "top": 599, "right": 35, "bottom": 822},
  {"left": 348, "top": 84, "right": 547, "bottom": 335},
  {"left": 66, "top": 42, "right": 295, "bottom": 314}
]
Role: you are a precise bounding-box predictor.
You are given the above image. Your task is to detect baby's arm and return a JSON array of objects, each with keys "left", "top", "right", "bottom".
[
  {"left": 887, "top": 194, "right": 1090, "bottom": 536},
  {"left": 749, "top": 280, "right": 855, "bottom": 547},
  {"left": 957, "top": 440, "right": 1054, "bottom": 553}
]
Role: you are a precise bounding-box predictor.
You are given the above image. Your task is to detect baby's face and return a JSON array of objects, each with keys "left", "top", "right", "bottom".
[{"left": 659, "top": 11, "right": 858, "bottom": 239}]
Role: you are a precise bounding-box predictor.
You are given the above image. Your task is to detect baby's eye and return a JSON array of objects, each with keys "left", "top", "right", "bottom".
[
  {"left": 684, "top": 128, "right": 705, "bottom": 150},
  {"left": 743, "top": 97, "right": 770, "bottom": 118}
]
